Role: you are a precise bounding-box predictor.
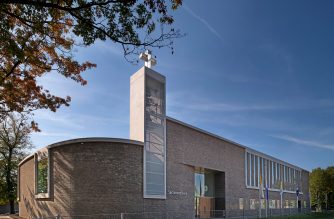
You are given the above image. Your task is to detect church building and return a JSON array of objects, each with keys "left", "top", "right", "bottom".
[{"left": 18, "top": 51, "right": 310, "bottom": 219}]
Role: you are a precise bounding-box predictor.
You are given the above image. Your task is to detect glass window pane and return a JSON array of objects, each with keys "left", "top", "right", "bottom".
[
  {"left": 147, "top": 162, "right": 164, "bottom": 173},
  {"left": 37, "top": 156, "right": 48, "bottom": 194},
  {"left": 247, "top": 153, "right": 251, "bottom": 186},
  {"left": 255, "top": 156, "right": 260, "bottom": 187},
  {"left": 146, "top": 183, "right": 164, "bottom": 194},
  {"left": 147, "top": 172, "right": 164, "bottom": 186},
  {"left": 251, "top": 154, "right": 254, "bottom": 186},
  {"left": 144, "top": 75, "right": 165, "bottom": 197},
  {"left": 146, "top": 152, "right": 164, "bottom": 164},
  {"left": 266, "top": 159, "right": 269, "bottom": 187}
]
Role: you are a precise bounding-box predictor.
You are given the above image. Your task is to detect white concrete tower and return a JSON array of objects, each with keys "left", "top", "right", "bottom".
[{"left": 130, "top": 50, "right": 166, "bottom": 199}]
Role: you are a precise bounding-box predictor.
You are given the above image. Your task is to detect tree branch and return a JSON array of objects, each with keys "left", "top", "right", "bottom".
[
  {"left": 0, "top": 60, "right": 21, "bottom": 84},
  {"left": 1, "top": 0, "right": 120, "bottom": 11}
]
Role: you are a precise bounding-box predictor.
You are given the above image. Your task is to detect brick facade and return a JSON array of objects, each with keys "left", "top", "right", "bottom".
[
  {"left": 18, "top": 120, "right": 310, "bottom": 218},
  {"left": 165, "top": 119, "right": 310, "bottom": 212},
  {"left": 19, "top": 139, "right": 145, "bottom": 218}
]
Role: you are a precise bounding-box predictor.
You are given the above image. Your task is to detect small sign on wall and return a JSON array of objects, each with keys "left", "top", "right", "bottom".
[{"left": 168, "top": 191, "right": 188, "bottom": 196}]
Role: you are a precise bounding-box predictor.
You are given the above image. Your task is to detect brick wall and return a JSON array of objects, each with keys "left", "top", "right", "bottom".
[
  {"left": 165, "top": 119, "right": 310, "bottom": 212},
  {"left": 18, "top": 121, "right": 310, "bottom": 218},
  {"left": 19, "top": 140, "right": 145, "bottom": 219}
]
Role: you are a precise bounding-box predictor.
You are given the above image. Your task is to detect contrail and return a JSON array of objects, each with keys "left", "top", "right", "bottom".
[{"left": 183, "top": 3, "right": 224, "bottom": 42}]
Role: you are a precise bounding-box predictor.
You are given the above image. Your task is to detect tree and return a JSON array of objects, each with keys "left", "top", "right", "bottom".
[
  {"left": 310, "top": 167, "right": 334, "bottom": 211},
  {"left": 325, "top": 166, "right": 334, "bottom": 210},
  {"left": 0, "top": 0, "right": 182, "bottom": 116},
  {"left": 310, "top": 168, "right": 326, "bottom": 211},
  {"left": 0, "top": 113, "right": 33, "bottom": 214}
]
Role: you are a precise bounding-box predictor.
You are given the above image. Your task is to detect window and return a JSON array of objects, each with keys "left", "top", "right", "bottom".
[
  {"left": 239, "top": 198, "right": 244, "bottom": 210},
  {"left": 263, "top": 158, "right": 267, "bottom": 187},
  {"left": 250, "top": 199, "right": 256, "bottom": 210},
  {"left": 277, "top": 164, "right": 280, "bottom": 182},
  {"left": 260, "top": 158, "right": 263, "bottom": 186},
  {"left": 246, "top": 153, "right": 250, "bottom": 186},
  {"left": 245, "top": 151, "right": 302, "bottom": 192},
  {"left": 35, "top": 149, "right": 49, "bottom": 198},
  {"left": 269, "top": 200, "right": 276, "bottom": 209},
  {"left": 290, "top": 200, "right": 295, "bottom": 208},
  {"left": 144, "top": 75, "right": 166, "bottom": 198},
  {"left": 262, "top": 158, "right": 265, "bottom": 186},
  {"left": 273, "top": 162, "right": 276, "bottom": 186},
  {"left": 270, "top": 161, "right": 273, "bottom": 188},
  {"left": 277, "top": 163, "right": 279, "bottom": 186},
  {"left": 260, "top": 199, "right": 265, "bottom": 209},
  {"left": 266, "top": 159, "right": 269, "bottom": 187},
  {"left": 195, "top": 173, "right": 205, "bottom": 197},
  {"left": 252, "top": 154, "right": 255, "bottom": 186},
  {"left": 17, "top": 166, "right": 20, "bottom": 201},
  {"left": 285, "top": 200, "right": 289, "bottom": 208},
  {"left": 37, "top": 157, "right": 48, "bottom": 193},
  {"left": 256, "top": 156, "right": 259, "bottom": 187}
]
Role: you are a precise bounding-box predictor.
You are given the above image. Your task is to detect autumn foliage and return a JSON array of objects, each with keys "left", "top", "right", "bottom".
[
  {"left": 0, "top": 0, "right": 182, "bottom": 116},
  {"left": 0, "top": 4, "right": 95, "bottom": 115}
]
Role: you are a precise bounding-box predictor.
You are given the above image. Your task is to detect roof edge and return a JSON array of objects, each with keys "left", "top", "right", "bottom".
[
  {"left": 166, "top": 116, "right": 247, "bottom": 150},
  {"left": 19, "top": 137, "right": 144, "bottom": 166},
  {"left": 46, "top": 137, "right": 144, "bottom": 149},
  {"left": 166, "top": 116, "right": 309, "bottom": 172}
]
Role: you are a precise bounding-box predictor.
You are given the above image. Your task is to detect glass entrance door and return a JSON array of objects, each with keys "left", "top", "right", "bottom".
[{"left": 194, "top": 169, "right": 225, "bottom": 218}]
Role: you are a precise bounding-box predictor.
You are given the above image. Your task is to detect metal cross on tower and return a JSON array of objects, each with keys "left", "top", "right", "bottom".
[{"left": 139, "top": 50, "right": 157, "bottom": 69}]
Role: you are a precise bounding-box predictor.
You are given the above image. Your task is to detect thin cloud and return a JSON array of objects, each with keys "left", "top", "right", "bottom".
[
  {"left": 270, "top": 134, "right": 334, "bottom": 151},
  {"left": 35, "top": 110, "right": 128, "bottom": 131},
  {"left": 35, "top": 110, "right": 84, "bottom": 130},
  {"left": 183, "top": 4, "right": 224, "bottom": 42},
  {"left": 168, "top": 91, "right": 334, "bottom": 113},
  {"left": 169, "top": 97, "right": 292, "bottom": 112},
  {"left": 33, "top": 131, "right": 79, "bottom": 139},
  {"left": 167, "top": 92, "right": 282, "bottom": 112},
  {"left": 180, "top": 102, "right": 285, "bottom": 112}
]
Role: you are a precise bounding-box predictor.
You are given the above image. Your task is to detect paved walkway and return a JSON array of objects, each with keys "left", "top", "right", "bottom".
[{"left": 0, "top": 216, "right": 24, "bottom": 219}]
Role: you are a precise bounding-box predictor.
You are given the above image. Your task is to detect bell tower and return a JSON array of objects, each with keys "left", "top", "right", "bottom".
[{"left": 130, "top": 50, "right": 166, "bottom": 199}]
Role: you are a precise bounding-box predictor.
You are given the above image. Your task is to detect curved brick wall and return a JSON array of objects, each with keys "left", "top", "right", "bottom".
[{"left": 18, "top": 138, "right": 144, "bottom": 219}]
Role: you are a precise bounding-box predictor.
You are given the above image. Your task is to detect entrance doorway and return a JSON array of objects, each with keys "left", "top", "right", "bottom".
[{"left": 194, "top": 168, "right": 225, "bottom": 218}]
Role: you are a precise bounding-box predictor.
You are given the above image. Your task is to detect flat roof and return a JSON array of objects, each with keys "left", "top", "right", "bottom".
[{"left": 166, "top": 116, "right": 309, "bottom": 172}]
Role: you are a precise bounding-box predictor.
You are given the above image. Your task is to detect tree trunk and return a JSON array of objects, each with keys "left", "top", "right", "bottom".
[
  {"left": 316, "top": 193, "right": 321, "bottom": 212},
  {"left": 5, "top": 148, "right": 15, "bottom": 214},
  {"left": 9, "top": 199, "right": 15, "bottom": 214},
  {"left": 325, "top": 193, "right": 328, "bottom": 211}
]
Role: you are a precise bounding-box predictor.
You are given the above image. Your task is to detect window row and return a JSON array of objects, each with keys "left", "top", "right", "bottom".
[{"left": 245, "top": 152, "right": 302, "bottom": 192}]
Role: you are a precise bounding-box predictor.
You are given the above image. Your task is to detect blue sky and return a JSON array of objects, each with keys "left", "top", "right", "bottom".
[{"left": 32, "top": 0, "right": 334, "bottom": 171}]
